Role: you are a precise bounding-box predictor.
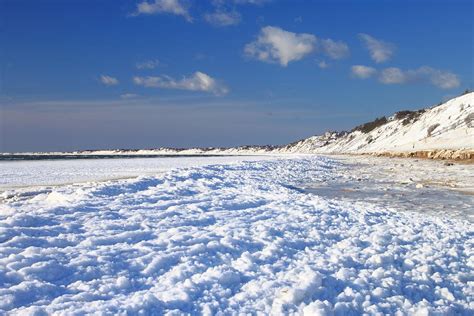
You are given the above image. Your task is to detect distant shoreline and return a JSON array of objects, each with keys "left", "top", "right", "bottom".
[
  {"left": 0, "top": 154, "right": 255, "bottom": 161},
  {"left": 2, "top": 150, "right": 473, "bottom": 163}
]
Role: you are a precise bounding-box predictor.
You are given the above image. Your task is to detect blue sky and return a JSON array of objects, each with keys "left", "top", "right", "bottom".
[{"left": 1, "top": 0, "right": 472, "bottom": 152}]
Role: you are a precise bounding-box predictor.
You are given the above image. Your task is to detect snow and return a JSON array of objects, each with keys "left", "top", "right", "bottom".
[
  {"left": 0, "top": 156, "right": 472, "bottom": 314},
  {"left": 0, "top": 155, "right": 276, "bottom": 191}
]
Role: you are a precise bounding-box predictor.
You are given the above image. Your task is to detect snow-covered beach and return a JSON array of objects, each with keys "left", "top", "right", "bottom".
[
  {"left": 0, "top": 155, "right": 472, "bottom": 314},
  {"left": 0, "top": 156, "right": 276, "bottom": 192}
]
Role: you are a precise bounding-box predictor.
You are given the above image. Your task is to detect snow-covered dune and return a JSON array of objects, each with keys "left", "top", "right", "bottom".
[
  {"left": 284, "top": 92, "right": 473, "bottom": 155},
  {"left": 0, "top": 157, "right": 472, "bottom": 314}
]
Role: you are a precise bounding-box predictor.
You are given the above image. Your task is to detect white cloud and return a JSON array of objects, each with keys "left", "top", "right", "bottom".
[
  {"left": 244, "top": 26, "right": 350, "bottom": 66},
  {"left": 320, "top": 39, "right": 350, "bottom": 60},
  {"left": 133, "top": 71, "right": 229, "bottom": 95},
  {"left": 244, "top": 26, "right": 316, "bottom": 66},
  {"left": 351, "top": 65, "right": 377, "bottom": 79},
  {"left": 204, "top": 10, "right": 241, "bottom": 26},
  {"left": 378, "top": 66, "right": 460, "bottom": 89},
  {"left": 100, "top": 75, "right": 119, "bottom": 86},
  {"left": 135, "top": 0, "right": 192, "bottom": 21},
  {"left": 136, "top": 59, "right": 160, "bottom": 70},
  {"left": 358, "top": 33, "right": 395, "bottom": 63}
]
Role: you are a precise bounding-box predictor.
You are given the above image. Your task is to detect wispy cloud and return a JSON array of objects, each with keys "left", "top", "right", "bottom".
[
  {"left": 136, "top": 59, "right": 160, "bottom": 70},
  {"left": 233, "top": 0, "right": 272, "bottom": 4},
  {"left": 134, "top": 0, "right": 192, "bottom": 21},
  {"left": 205, "top": 0, "right": 272, "bottom": 26},
  {"left": 351, "top": 65, "right": 377, "bottom": 79},
  {"left": 317, "top": 60, "right": 329, "bottom": 69},
  {"left": 99, "top": 75, "right": 119, "bottom": 86},
  {"left": 204, "top": 10, "right": 241, "bottom": 26},
  {"left": 351, "top": 64, "right": 460, "bottom": 89},
  {"left": 425, "top": 68, "right": 461, "bottom": 89},
  {"left": 320, "top": 39, "right": 350, "bottom": 60},
  {"left": 378, "top": 67, "right": 405, "bottom": 84},
  {"left": 378, "top": 66, "right": 460, "bottom": 89},
  {"left": 294, "top": 16, "right": 303, "bottom": 23},
  {"left": 133, "top": 71, "right": 229, "bottom": 95},
  {"left": 120, "top": 93, "right": 139, "bottom": 99},
  {"left": 358, "top": 33, "right": 395, "bottom": 63},
  {"left": 244, "top": 26, "right": 316, "bottom": 66}
]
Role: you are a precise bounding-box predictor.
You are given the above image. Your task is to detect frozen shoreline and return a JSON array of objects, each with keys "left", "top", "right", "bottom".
[
  {"left": 0, "top": 156, "right": 472, "bottom": 314},
  {"left": 303, "top": 155, "right": 474, "bottom": 222},
  {"left": 0, "top": 155, "right": 282, "bottom": 192}
]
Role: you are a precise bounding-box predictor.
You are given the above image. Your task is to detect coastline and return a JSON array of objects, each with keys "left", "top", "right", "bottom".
[
  {"left": 3, "top": 148, "right": 473, "bottom": 163},
  {"left": 362, "top": 149, "right": 474, "bottom": 163}
]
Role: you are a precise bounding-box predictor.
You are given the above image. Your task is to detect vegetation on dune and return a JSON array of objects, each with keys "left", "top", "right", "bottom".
[
  {"left": 352, "top": 116, "right": 388, "bottom": 133},
  {"left": 394, "top": 109, "right": 426, "bottom": 126}
]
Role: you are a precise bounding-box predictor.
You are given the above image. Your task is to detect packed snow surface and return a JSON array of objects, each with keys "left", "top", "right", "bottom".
[
  {"left": 0, "top": 156, "right": 473, "bottom": 314},
  {"left": 0, "top": 156, "right": 274, "bottom": 191}
]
